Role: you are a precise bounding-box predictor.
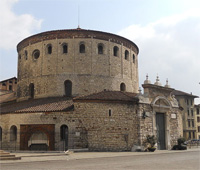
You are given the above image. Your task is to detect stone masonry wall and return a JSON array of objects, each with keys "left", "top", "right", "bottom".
[
  {"left": 137, "top": 104, "right": 153, "bottom": 146},
  {"left": 169, "top": 108, "right": 183, "bottom": 147},
  {"left": 0, "top": 101, "right": 139, "bottom": 151},
  {"left": 0, "top": 100, "right": 183, "bottom": 151},
  {"left": 17, "top": 31, "right": 139, "bottom": 101},
  {"left": 0, "top": 111, "right": 87, "bottom": 151},
  {"left": 74, "top": 102, "right": 139, "bottom": 151},
  {"left": 137, "top": 103, "right": 183, "bottom": 149}
]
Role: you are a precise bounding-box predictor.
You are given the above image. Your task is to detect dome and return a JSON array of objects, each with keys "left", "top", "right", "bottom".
[
  {"left": 144, "top": 74, "right": 151, "bottom": 84},
  {"left": 164, "top": 79, "right": 171, "bottom": 88},
  {"left": 154, "top": 76, "right": 162, "bottom": 86}
]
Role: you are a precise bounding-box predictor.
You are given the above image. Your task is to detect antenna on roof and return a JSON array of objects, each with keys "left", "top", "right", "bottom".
[{"left": 77, "top": 5, "right": 81, "bottom": 29}]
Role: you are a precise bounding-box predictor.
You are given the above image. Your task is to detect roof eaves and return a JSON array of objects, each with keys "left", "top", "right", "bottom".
[
  {"left": 0, "top": 77, "right": 17, "bottom": 83},
  {"left": 173, "top": 90, "right": 198, "bottom": 98}
]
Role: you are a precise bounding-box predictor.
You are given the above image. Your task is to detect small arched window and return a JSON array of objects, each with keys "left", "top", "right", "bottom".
[
  {"left": 79, "top": 43, "right": 85, "bottom": 53},
  {"left": 98, "top": 44, "right": 103, "bottom": 54},
  {"left": 60, "top": 125, "right": 68, "bottom": 141},
  {"left": 10, "top": 125, "right": 17, "bottom": 141},
  {"left": 113, "top": 46, "right": 119, "bottom": 57},
  {"left": 29, "top": 83, "right": 34, "bottom": 98},
  {"left": 64, "top": 80, "right": 72, "bottom": 97},
  {"left": 47, "top": 44, "right": 52, "bottom": 54},
  {"left": 125, "top": 50, "right": 129, "bottom": 60},
  {"left": 25, "top": 50, "right": 28, "bottom": 60},
  {"left": 109, "top": 109, "right": 112, "bottom": 117},
  {"left": 0, "top": 126, "right": 2, "bottom": 141},
  {"left": 133, "top": 54, "right": 135, "bottom": 63},
  {"left": 120, "top": 83, "right": 126, "bottom": 92},
  {"left": 63, "top": 44, "right": 68, "bottom": 54}
]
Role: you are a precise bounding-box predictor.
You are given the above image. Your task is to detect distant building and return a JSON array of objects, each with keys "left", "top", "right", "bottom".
[
  {"left": 195, "top": 104, "right": 200, "bottom": 139},
  {"left": 172, "top": 90, "right": 199, "bottom": 140},
  {"left": 0, "top": 77, "right": 17, "bottom": 103}
]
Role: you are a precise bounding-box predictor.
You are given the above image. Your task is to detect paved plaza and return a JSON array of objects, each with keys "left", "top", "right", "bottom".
[{"left": 0, "top": 148, "right": 200, "bottom": 170}]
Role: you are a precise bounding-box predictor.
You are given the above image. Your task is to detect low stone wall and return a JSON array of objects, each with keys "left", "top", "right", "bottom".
[{"left": 74, "top": 102, "right": 139, "bottom": 151}]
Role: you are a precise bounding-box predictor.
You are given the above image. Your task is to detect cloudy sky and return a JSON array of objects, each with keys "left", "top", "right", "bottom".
[{"left": 0, "top": 0, "right": 199, "bottom": 103}]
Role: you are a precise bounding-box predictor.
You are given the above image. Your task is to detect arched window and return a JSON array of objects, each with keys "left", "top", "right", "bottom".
[
  {"left": 64, "top": 80, "right": 72, "bottom": 97},
  {"left": 47, "top": 44, "right": 52, "bottom": 54},
  {"left": 29, "top": 83, "right": 34, "bottom": 98},
  {"left": 10, "top": 125, "right": 17, "bottom": 141},
  {"left": 25, "top": 50, "right": 28, "bottom": 60},
  {"left": 98, "top": 44, "right": 103, "bottom": 54},
  {"left": 109, "top": 109, "right": 112, "bottom": 117},
  {"left": 79, "top": 43, "right": 85, "bottom": 53},
  {"left": 133, "top": 54, "right": 135, "bottom": 63},
  {"left": 120, "top": 83, "right": 126, "bottom": 91},
  {"left": 113, "top": 46, "right": 119, "bottom": 57},
  {"left": 63, "top": 44, "right": 68, "bottom": 53},
  {"left": 0, "top": 126, "right": 2, "bottom": 141},
  {"left": 125, "top": 50, "right": 129, "bottom": 60}
]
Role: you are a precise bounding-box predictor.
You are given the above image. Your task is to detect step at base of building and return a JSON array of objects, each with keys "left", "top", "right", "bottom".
[
  {"left": 0, "top": 150, "right": 21, "bottom": 161},
  {"left": 0, "top": 156, "right": 21, "bottom": 160},
  {"left": 0, "top": 154, "right": 16, "bottom": 157}
]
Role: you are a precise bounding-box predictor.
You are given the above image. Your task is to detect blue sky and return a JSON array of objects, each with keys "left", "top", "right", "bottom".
[{"left": 0, "top": 0, "right": 200, "bottom": 103}]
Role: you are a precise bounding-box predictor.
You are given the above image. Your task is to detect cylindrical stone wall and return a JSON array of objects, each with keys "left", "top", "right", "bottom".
[{"left": 17, "top": 29, "right": 139, "bottom": 101}]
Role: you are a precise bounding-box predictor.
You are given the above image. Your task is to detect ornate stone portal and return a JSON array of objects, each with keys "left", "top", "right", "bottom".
[{"left": 136, "top": 76, "right": 181, "bottom": 150}]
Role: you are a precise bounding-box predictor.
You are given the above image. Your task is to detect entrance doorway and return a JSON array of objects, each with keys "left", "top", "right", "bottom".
[
  {"left": 20, "top": 124, "right": 55, "bottom": 151},
  {"left": 28, "top": 132, "right": 49, "bottom": 151},
  {"left": 156, "top": 113, "right": 166, "bottom": 150},
  {"left": 60, "top": 125, "right": 68, "bottom": 151}
]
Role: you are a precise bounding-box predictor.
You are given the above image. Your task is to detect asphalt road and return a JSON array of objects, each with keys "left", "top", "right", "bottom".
[{"left": 1, "top": 151, "right": 200, "bottom": 170}]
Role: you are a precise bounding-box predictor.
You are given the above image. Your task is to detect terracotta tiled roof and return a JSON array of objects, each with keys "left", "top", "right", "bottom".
[
  {"left": 74, "top": 90, "right": 139, "bottom": 103},
  {"left": 172, "top": 90, "right": 198, "bottom": 98},
  {"left": 0, "top": 97, "right": 73, "bottom": 114}
]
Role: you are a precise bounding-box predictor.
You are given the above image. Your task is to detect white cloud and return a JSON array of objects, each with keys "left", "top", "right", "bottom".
[
  {"left": 118, "top": 9, "right": 200, "bottom": 104},
  {"left": 0, "top": 0, "right": 42, "bottom": 50}
]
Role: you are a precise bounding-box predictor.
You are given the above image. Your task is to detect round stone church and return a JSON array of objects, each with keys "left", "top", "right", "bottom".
[
  {"left": 17, "top": 28, "right": 139, "bottom": 101},
  {"left": 0, "top": 28, "right": 182, "bottom": 151}
]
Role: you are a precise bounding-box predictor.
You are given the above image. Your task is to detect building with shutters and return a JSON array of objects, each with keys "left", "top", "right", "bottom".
[
  {"left": 172, "top": 90, "right": 198, "bottom": 140},
  {"left": 195, "top": 104, "right": 200, "bottom": 139},
  {"left": 0, "top": 77, "right": 17, "bottom": 103}
]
